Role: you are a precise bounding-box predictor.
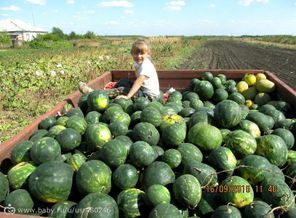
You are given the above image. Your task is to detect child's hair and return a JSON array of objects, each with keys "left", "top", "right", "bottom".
[{"left": 131, "top": 38, "right": 151, "bottom": 55}]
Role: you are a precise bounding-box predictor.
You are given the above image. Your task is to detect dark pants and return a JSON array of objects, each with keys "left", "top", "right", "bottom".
[{"left": 106, "top": 79, "right": 148, "bottom": 99}]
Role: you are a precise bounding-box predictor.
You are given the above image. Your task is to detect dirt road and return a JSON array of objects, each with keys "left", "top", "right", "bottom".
[{"left": 180, "top": 40, "right": 296, "bottom": 90}]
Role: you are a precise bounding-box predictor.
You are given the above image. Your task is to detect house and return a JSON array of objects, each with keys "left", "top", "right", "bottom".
[{"left": 0, "top": 19, "right": 47, "bottom": 46}]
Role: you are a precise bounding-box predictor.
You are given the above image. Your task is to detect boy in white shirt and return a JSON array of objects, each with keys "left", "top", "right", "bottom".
[{"left": 79, "top": 39, "right": 160, "bottom": 100}]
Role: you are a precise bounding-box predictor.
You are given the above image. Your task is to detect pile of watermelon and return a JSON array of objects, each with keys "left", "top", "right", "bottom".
[{"left": 1, "top": 72, "right": 296, "bottom": 218}]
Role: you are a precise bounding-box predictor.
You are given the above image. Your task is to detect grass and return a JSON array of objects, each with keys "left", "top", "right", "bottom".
[{"left": 0, "top": 36, "right": 203, "bottom": 143}]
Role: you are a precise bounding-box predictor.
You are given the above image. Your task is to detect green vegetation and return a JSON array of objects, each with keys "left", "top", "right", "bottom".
[
  {"left": 243, "top": 35, "right": 296, "bottom": 45},
  {"left": 0, "top": 32, "right": 11, "bottom": 47},
  {"left": 0, "top": 35, "right": 202, "bottom": 143}
]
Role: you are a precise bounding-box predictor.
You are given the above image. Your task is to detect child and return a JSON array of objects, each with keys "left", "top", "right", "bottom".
[{"left": 79, "top": 38, "right": 160, "bottom": 100}]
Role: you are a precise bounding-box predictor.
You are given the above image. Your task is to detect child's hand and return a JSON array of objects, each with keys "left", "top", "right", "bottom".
[{"left": 115, "top": 95, "right": 130, "bottom": 100}]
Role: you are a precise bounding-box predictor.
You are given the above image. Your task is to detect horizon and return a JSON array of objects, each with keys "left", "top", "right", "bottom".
[{"left": 1, "top": 0, "right": 296, "bottom": 36}]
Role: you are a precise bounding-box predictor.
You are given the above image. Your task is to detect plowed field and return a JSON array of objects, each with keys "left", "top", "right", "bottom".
[{"left": 180, "top": 40, "right": 296, "bottom": 90}]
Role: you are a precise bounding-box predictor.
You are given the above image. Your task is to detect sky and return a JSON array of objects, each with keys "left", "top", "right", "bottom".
[{"left": 0, "top": 0, "right": 296, "bottom": 36}]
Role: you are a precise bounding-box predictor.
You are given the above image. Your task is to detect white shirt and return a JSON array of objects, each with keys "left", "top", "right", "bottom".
[{"left": 134, "top": 58, "right": 160, "bottom": 98}]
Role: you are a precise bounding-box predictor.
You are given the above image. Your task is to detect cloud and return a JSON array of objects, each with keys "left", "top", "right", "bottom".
[
  {"left": 124, "top": 9, "right": 134, "bottom": 14},
  {"left": 166, "top": 0, "right": 186, "bottom": 11},
  {"left": 100, "top": 1, "right": 133, "bottom": 8},
  {"left": 0, "top": 14, "right": 9, "bottom": 17},
  {"left": 209, "top": 4, "right": 216, "bottom": 8},
  {"left": 239, "top": 0, "right": 269, "bottom": 6},
  {"left": 66, "top": 0, "right": 75, "bottom": 4},
  {"left": 73, "top": 10, "right": 95, "bottom": 21},
  {"left": 0, "top": 5, "right": 21, "bottom": 11},
  {"left": 26, "top": 0, "right": 46, "bottom": 5},
  {"left": 105, "top": 20, "right": 119, "bottom": 25}
]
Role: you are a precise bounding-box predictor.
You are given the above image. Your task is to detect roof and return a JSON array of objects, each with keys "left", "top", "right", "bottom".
[{"left": 0, "top": 19, "right": 47, "bottom": 33}]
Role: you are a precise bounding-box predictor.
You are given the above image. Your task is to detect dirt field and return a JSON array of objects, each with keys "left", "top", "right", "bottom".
[{"left": 180, "top": 40, "right": 296, "bottom": 90}]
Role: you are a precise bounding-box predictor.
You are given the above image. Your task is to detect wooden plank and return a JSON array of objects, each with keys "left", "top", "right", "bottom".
[
  {"left": 265, "top": 71, "right": 296, "bottom": 108},
  {"left": 1, "top": 69, "right": 295, "bottom": 164}
]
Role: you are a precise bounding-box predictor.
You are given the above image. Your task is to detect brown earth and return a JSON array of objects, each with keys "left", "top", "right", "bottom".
[{"left": 180, "top": 40, "right": 296, "bottom": 90}]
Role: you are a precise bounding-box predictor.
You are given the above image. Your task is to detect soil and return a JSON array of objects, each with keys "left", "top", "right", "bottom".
[{"left": 180, "top": 40, "right": 296, "bottom": 90}]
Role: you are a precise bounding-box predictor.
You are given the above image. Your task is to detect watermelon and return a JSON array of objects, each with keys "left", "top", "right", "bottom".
[
  {"left": 56, "top": 128, "right": 81, "bottom": 152},
  {"left": 4, "top": 189, "right": 34, "bottom": 214},
  {"left": 65, "top": 115, "right": 88, "bottom": 135},
  {"left": 7, "top": 162, "right": 36, "bottom": 189},
  {"left": 173, "top": 174, "right": 202, "bottom": 208},
  {"left": 50, "top": 201, "right": 77, "bottom": 218},
  {"left": 101, "top": 139, "right": 128, "bottom": 167},
  {"left": 177, "top": 143, "right": 203, "bottom": 166},
  {"left": 85, "top": 123, "right": 112, "bottom": 151},
  {"left": 87, "top": 90, "right": 109, "bottom": 112},
  {"left": 132, "top": 122, "right": 160, "bottom": 146},
  {"left": 214, "top": 100, "right": 242, "bottom": 128},
  {"left": 142, "top": 161, "right": 175, "bottom": 189},
  {"left": 141, "top": 107, "right": 162, "bottom": 127},
  {"left": 188, "top": 110, "right": 212, "bottom": 128},
  {"left": 108, "top": 121, "right": 128, "bottom": 137},
  {"left": 66, "top": 152, "right": 87, "bottom": 172},
  {"left": 212, "top": 205, "right": 242, "bottom": 218},
  {"left": 228, "top": 92, "right": 245, "bottom": 105},
  {"left": 10, "top": 141, "right": 33, "bottom": 164},
  {"left": 187, "top": 122, "right": 222, "bottom": 152},
  {"left": 225, "top": 130, "right": 257, "bottom": 158},
  {"left": 161, "top": 149, "right": 182, "bottom": 169},
  {"left": 76, "top": 160, "right": 112, "bottom": 194},
  {"left": 221, "top": 176, "right": 254, "bottom": 208},
  {"left": 183, "top": 161, "right": 218, "bottom": 187},
  {"left": 239, "top": 119, "right": 261, "bottom": 138},
  {"left": 85, "top": 111, "right": 101, "bottom": 124},
  {"left": 117, "top": 188, "right": 146, "bottom": 218},
  {"left": 208, "top": 146, "right": 237, "bottom": 179},
  {"left": 194, "top": 80, "right": 214, "bottom": 100},
  {"left": 45, "top": 124, "right": 66, "bottom": 138},
  {"left": 112, "top": 164, "right": 139, "bottom": 190},
  {"left": 149, "top": 203, "right": 182, "bottom": 218},
  {"left": 272, "top": 128, "right": 295, "bottom": 149},
  {"left": 246, "top": 111, "right": 275, "bottom": 133},
  {"left": 161, "top": 122, "right": 187, "bottom": 147},
  {"left": 213, "top": 88, "right": 229, "bottom": 103},
  {"left": 74, "top": 192, "right": 119, "bottom": 218},
  {"left": 56, "top": 116, "right": 69, "bottom": 126},
  {"left": 102, "top": 105, "right": 123, "bottom": 123},
  {"left": 244, "top": 200, "right": 274, "bottom": 218},
  {"left": 211, "top": 77, "right": 223, "bottom": 89},
  {"left": 195, "top": 192, "right": 221, "bottom": 216},
  {"left": 30, "top": 137, "right": 61, "bottom": 165},
  {"left": 65, "top": 107, "right": 84, "bottom": 118},
  {"left": 133, "top": 97, "right": 150, "bottom": 111},
  {"left": 0, "top": 172, "right": 9, "bottom": 202},
  {"left": 110, "top": 112, "right": 131, "bottom": 127},
  {"left": 29, "top": 129, "right": 48, "bottom": 142},
  {"left": 129, "top": 141, "right": 156, "bottom": 167},
  {"left": 28, "top": 161, "right": 73, "bottom": 203},
  {"left": 146, "top": 184, "right": 171, "bottom": 207},
  {"left": 38, "top": 116, "right": 56, "bottom": 130},
  {"left": 115, "top": 135, "right": 133, "bottom": 154},
  {"left": 130, "top": 111, "right": 142, "bottom": 128},
  {"left": 261, "top": 178, "right": 294, "bottom": 208},
  {"left": 256, "top": 135, "right": 288, "bottom": 167},
  {"left": 238, "top": 155, "right": 272, "bottom": 185}
]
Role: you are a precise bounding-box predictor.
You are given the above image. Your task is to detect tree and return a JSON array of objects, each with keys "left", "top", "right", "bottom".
[
  {"left": 69, "top": 31, "right": 78, "bottom": 39},
  {"left": 51, "top": 27, "right": 65, "bottom": 39},
  {"left": 0, "top": 32, "right": 11, "bottom": 44},
  {"left": 84, "top": 31, "right": 96, "bottom": 39}
]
